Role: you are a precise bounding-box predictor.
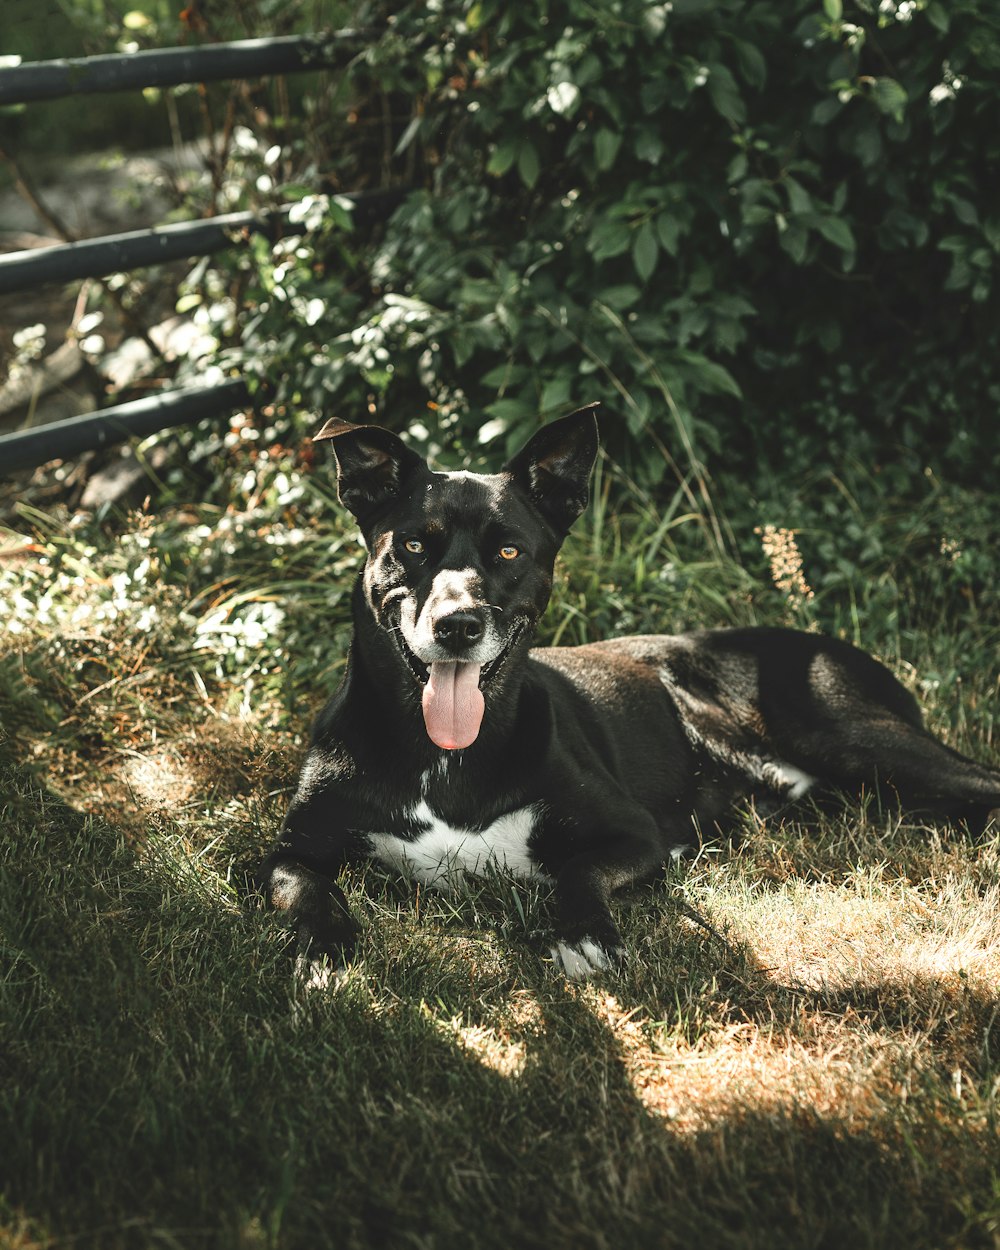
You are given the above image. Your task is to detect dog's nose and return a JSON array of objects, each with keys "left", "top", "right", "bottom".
[{"left": 435, "top": 611, "right": 484, "bottom": 648}]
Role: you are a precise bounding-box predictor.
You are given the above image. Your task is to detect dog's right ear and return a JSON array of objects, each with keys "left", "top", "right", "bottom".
[
  {"left": 313, "top": 418, "right": 424, "bottom": 524},
  {"left": 504, "top": 404, "right": 600, "bottom": 536}
]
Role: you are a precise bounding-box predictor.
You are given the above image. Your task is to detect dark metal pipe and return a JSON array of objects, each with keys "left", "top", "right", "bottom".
[
  {"left": 0, "top": 379, "right": 249, "bottom": 476},
  {"left": 0, "top": 189, "right": 404, "bottom": 294},
  {"left": 0, "top": 32, "right": 368, "bottom": 106},
  {"left": 0, "top": 208, "right": 297, "bottom": 295}
]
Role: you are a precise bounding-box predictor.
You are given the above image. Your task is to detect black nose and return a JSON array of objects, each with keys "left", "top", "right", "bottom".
[{"left": 435, "top": 611, "right": 484, "bottom": 648}]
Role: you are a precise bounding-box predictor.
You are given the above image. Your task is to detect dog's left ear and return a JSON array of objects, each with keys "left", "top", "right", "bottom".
[
  {"left": 313, "top": 417, "right": 425, "bottom": 525},
  {"left": 505, "top": 404, "right": 600, "bottom": 535}
]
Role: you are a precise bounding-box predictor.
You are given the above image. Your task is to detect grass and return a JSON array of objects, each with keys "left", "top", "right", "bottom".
[{"left": 1, "top": 437, "right": 999, "bottom": 1249}]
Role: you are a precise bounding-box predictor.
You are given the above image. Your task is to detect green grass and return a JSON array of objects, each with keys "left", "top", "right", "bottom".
[{"left": 1, "top": 445, "right": 999, "bottom": 1249}]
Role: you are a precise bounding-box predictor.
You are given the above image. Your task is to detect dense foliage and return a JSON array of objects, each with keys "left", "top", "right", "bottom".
[{"left": 222, "top": 0, "right": 1000, "bottom": 489}]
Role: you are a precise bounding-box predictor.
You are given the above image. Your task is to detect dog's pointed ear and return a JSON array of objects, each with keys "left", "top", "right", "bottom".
[
  {"left": 313, "top": 417, "right": 424, "bottom": 524},
  {"left": 504, "top": 404, "right": 600, "bottom": 535}
]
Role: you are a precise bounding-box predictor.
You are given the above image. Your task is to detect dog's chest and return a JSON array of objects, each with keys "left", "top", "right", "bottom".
[{"left": 365, "top": 774, "right": 546, "bottom": 888}]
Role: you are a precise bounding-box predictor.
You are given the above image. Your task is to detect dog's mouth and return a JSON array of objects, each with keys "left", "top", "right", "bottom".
[{"left": 394, "top": 621, "right": 527, "bottom": 751}]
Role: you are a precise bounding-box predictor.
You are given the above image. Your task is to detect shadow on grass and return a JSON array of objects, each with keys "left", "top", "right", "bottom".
[{"left": 2, "top": 749, "right": 997, "bottom": 1250}]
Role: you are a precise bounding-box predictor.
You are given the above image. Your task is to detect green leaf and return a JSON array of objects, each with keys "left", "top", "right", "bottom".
[
  {"left": 815, "top": 216, "right": 856, "bottom": 252},
  {"left": 594, "top": 129, "right": 622, "bottom": 172},
  {"left": 733, "top": 39, "right": 767, "bottom": 90},
  {"left": 672, "top": 0, "right": 716, "bottom": 13},
  {"left": 742, "top": 205, "right": 773, "bottom": 226},
  {"left": 855, "top": 126, "right": 882, "bottom": 167},
  {"left": 779, "top": 223, "right": 809, "bottom": 264},
  {"left": 727, "top": 151, "right": 748, "bottom": 183},
  {"left": 872, "top": 77, "right": 907, "bottom": 123},
  {"left": 707, "top": 64, "right": 746, "bottom": 126},
  {"left": 951, "top": 197, "right": 979, "bottom": 226},
  {"left": 656, "top": 213, "right": 681, "bottom": 256},
  {"left": 481, "top": 363, "right": 529, "bottom": 388},
  {"left": 518, "top": 143, "right": 541, "bottom": 188},
  {"left": 944, "top": 255, "right": 971, "bottom": 290},
  {"left": 811, "top": 97, "right": 842, "bottom": 126},
  {"left": 632, "top": 221, "right": 659, "bottom": 282},
  {"left": 540, "top": 375, "right": 572, "bottom": 411},
  {"left": 823, "top": 0, "right": 842, "bottom": 20},
  {"left": 635, "top": 128, "right": 665, "bottom": 164},
  {"left": 784, "top": 177, "right": 813, "bottom": 215},
  {"left": 485, "top": 397, "right": 537, "bottom": 421},
  {"left": 597, "top": 284, "right": 642, "bottom": 310},
  {"left": 983, "top": 219, "right": 1000, "bottom": 252},
  {"left": 926, "top": 3, "right": 949, "bottom": 33},
  {"left": 487, "top": 141, "right": 519, "bottom": 177},
  {"left": 677, "top": 352, "right": 743, "bottom": 398},
  {"left": 588, "top": 218, "right": 631, "bottom": 260},
  {"left": 328, "top": 198, "right": 355, "bottom": 231},
  {"left": 818, "top": 320, "right": 842, "bottom": 352}
]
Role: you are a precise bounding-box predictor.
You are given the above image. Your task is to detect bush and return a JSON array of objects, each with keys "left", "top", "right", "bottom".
[{"left": 222, "top": 0, "right": 1000, "bottom": 490}]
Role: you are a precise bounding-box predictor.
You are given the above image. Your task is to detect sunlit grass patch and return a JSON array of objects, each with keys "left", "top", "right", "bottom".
[{"left": 719, "top": 871, "right": 1000, "bottom": 992}]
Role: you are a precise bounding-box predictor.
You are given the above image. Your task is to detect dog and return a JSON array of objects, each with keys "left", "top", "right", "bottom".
[{"left": 258, "top": 404, "right": 1000, "bottom": 979}]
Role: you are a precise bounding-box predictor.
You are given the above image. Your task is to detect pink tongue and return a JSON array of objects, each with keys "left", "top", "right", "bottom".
[{"left": 421, "top": 661, "right": 485, "bottom": 750}]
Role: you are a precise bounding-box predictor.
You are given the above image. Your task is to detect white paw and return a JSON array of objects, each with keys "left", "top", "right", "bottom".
[
  {"left": 294, "top": 952, "right": 349, "bottom": 992},
  {"left": 549, "top": 938, "right": 621, "bottom": 981}
]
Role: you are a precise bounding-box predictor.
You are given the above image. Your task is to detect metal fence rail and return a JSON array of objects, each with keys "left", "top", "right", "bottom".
[
  {"left": 0, "top": 380, "right": 250, "bottom": 477},
  {"left": 0, "top": 32, "right": 366, "bottom": 105},
  {"left": 0, "top": 190, "right": 402, "bottom": 294},
  {"left": 0, "top": 31, "right": 383, "bottom": 474},
  {"left": 0, "top": 209, "right": 298, "bottom": 296}
]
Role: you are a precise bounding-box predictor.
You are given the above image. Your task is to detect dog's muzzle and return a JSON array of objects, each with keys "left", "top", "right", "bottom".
[{"left": 391, "top": 615, "right": 528, "bottom": 752}]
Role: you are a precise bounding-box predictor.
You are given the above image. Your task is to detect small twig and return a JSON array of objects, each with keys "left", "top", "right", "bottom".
[
  {"left": 196, "top": 83, "right": 224, "bottom": 212},
  {"left": 677, "top": 898, "right": 742, "bottom": 961},
  {"left": 0, "top": 140, "right": 78, "bottom": 240}
]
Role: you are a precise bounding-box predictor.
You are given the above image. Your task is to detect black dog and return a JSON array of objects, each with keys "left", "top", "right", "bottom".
[{"left": 259, "top": 406, "right": 1000, "bottom": 978}]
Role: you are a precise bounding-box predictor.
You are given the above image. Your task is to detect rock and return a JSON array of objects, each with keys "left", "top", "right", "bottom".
[{"left": 79, "top": 443, "right": 171, "bottom": 510}]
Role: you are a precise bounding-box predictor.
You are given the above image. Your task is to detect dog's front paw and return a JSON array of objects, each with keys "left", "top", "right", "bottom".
[
  {"left": 294, "top": 951, "right": 350, "bottom": 992},
  {"left": 550, "top": 937, "right": 626, "bottom": 980}
]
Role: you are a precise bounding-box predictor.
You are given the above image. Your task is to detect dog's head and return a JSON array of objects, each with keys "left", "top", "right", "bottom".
[{"left": 314, "top": 406, "right": 600, "bottom": 750}]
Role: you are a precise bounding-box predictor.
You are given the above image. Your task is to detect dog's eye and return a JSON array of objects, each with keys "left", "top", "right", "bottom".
[
  {"left": 499, "top": 544, "right": 520, "bottom": 561},
  {"left": 403, "top": 539, "right": 425, "bottom": 555}
]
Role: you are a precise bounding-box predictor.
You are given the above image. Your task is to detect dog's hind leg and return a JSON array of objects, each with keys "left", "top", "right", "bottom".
[
  {"left": 746, "top": 635, "right": 1000, "bottom": 828},
  {"left": 784, "top": 716, "right": 1000, "bottom": 830}
]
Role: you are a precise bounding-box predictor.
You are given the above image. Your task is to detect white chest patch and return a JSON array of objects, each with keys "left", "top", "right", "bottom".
[{"left": 367, "top": 800, "right": 546, "bottom": 889}]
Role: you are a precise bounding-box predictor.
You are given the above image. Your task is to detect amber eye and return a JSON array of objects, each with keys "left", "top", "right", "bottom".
[
  {"left": 499, "top": 544, "right": 520, "bottom": 561},
  {"left": 403, "top": 539, "right": 425, "bottom": 555}
]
